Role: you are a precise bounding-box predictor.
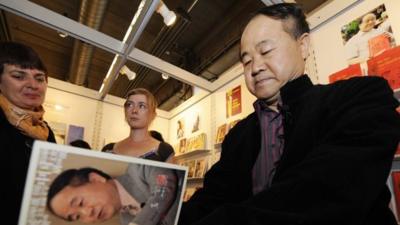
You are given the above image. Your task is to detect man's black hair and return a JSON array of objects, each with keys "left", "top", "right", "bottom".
[
  {"left": 46, "top": 167, "right": 111, "bottom": 214},
  {"left": 69, "top": 139, "right": 92, "bottom": 149},
  {"left": 0, "top": 41, "right": 47, "bottom": 75},
  {"left": 253, "top": 3, "right": 310, "bottom": 39}
]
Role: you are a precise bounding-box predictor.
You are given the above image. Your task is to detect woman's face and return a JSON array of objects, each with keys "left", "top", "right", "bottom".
[
  {"left": 124, "top": 94, "right": 155, "bottom": 129},
  {"left": 0, "top": 64, "right": 47, "bottom": 110}
]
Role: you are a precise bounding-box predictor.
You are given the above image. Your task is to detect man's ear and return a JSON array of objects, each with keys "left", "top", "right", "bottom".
[
  {"left": 88, "top": 172, "right": 107, "bottom": 183},
  {"left": 298, "top": 33, "right": 310, "bottom": 60}
]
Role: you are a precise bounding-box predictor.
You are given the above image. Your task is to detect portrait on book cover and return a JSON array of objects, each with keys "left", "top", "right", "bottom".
[{"left": 341, "top": 4, "right": 396, "bottom": 65}]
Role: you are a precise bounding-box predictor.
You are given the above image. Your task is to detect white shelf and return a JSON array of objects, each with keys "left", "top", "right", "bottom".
[{"left": 174, "top": 149, "right": 210, "bottom": 160}]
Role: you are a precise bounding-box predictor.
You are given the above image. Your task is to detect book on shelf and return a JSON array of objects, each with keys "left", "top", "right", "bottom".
[
  {"left": 185, "top": 160, "right": 196, "bottom": 178},
  {"left": 215, "top": 124, "right": 227, "bottom": 144},
  {"left": 194, "top": 158, "right": 208, "bottom": 178},
  {"left": 391, "top": 171, "right": 400, "bottom": 221},
  {"left": 368, "top": 33, "right": 391, "bottom": 58},
  {"left": 178, "top": 138, "right": 187, "bottom": 154}
]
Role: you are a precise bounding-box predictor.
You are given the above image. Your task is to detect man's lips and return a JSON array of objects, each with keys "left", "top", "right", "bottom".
[
  {"left": 255, "top": 77, "right": 274, "bottom": 85},
  {"left": 24, "top": 93, "right": 41, "bottom": 99}
]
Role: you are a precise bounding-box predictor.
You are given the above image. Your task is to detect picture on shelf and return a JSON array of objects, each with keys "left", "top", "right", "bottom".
[
  {"left": 19, "top": 141, "right": 187, "bottom": 225},
  {"left": 192, "top": 114, "right": 200, "bottom": 133},
  {"left": 178, "top": 138, "right": 187, "bottom": 154},
  {"left": 215, "top": 123, "right": 227, "bottom": 144},
  {"left": 177, "top": 119, "right": 185, "bottom": 139},
  {"left": 341, "top": 4, "right": 396, "bottom": 65},
  {"left": 194, "top": 158, "right": 208, "bottom": 178},
  {"left": 186, "top": 160, "right": 196, "bottom": 178},
  {"left": 190, "top": 133, "right": 206, "bottom": 151}
]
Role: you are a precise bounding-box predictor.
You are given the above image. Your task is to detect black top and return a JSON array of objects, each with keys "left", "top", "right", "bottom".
[
  {"left": 105, "top": 141, "right": 175, "bottom": 162},
  {"left": 142, "top": 142, "right": 175, "bottom": 162},
  {"left": 0, "top": 108, "right": 56, "bottom": 224}
]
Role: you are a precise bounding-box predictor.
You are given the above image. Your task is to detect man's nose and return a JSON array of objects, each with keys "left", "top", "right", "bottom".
[
  {"left": 78, "top": 207, "right": 95, "bottom": 222},
  {"left": 251, "top": 55, "right": 266, "bottom": 77}
]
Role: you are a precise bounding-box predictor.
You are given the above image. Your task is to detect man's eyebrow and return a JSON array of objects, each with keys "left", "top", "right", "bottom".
[
  {"left": 240, "top": 40, "right": 272, "bottom": 60},
  {"left": 256, "top": 40, "right": 272, "bottom": 48}
]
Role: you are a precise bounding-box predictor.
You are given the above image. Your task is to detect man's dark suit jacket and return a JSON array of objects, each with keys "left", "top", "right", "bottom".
[{"left": 179, "top": 75, "right": 400, "bottom": 225}]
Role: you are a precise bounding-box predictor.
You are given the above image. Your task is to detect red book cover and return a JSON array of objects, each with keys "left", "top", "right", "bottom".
[
  {"left": 396, "top": 143, "right": 400, "bottom": 155},
  {"left": 391, "top": 171, "right": 400, "bottom": 218},
  {"left": 367, "top": 46, "right": 400, "bottom": 90},
  {"left": 368, "top": 34, "right": 391, "bottom": 58},
  {"left": 329, "top": 64, "right": 363, "bottom": 83}
]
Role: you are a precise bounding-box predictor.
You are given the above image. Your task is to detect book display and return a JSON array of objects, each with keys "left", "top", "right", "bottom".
[{"left": 175, "top": 133, "right": 207, "bottom": 156}]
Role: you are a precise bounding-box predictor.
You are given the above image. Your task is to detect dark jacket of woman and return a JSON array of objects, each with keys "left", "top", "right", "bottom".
[{"left": 0, "top": 108, "right": 56, "bottom": 224}]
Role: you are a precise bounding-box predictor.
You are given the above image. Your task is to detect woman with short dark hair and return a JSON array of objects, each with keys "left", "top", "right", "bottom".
[{"left": 0, "top": 41, "right": 56, "bottom": 224}]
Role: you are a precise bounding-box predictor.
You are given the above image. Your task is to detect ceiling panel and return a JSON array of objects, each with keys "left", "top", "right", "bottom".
[{"left": 1, "top": 0, "right": 330, "bottom": 111}]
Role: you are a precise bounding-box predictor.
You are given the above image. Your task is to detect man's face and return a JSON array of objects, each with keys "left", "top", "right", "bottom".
[
  {"left": 0, "top": 64, "right": 47, "bottom": 110},
  {"left": 360, "top": 14, "right": 376, "bottom": 32},
  {"left": 50, "top": 172, "right": 121, "bottom": 223},
  {"left": 124, "top": 94, "right": 154, "bottom": 129},
  {"left": 240, "top": 15, "right": 309, "bottom": 104}
]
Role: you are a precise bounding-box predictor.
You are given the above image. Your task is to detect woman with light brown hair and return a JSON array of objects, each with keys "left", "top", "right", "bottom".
[{"left": 113, "top": 88, "right": 175, "bottom": 162}]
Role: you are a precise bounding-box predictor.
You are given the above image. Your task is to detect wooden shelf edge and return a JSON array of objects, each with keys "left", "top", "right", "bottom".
[{"left": 174, "top": 149, "right": 211, "bottom": 160}]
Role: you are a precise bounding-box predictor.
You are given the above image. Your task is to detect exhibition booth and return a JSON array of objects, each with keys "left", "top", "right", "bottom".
[{"left": 1, "top": 0, "right": 400, "bottom": 224}]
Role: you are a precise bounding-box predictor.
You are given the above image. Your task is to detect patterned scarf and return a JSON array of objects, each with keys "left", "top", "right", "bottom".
[{"left": 0, "top": 94, "right": 49, "bottom": 140}]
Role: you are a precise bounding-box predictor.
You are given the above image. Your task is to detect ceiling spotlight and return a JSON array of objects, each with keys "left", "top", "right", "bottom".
[
  {"left": 157, "top": 1, "right": 177, "bottom": 26},
  {"left": 161, "top": 73, "right": 169, "bottom": 80},
  {"left": 57, "top": 30, "right": 68, "bottom": 38},
  {"left": 120, "top": 65, "right": 136, "bottom": 80}
]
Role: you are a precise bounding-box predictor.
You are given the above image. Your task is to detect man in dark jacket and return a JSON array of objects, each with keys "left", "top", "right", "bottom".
[{"left": 179, "top": 3, "right": 400, "bottom": 225}]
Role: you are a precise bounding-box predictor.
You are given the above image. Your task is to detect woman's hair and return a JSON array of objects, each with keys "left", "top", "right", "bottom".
[
  {"left": 125, "top": 88, "right": 158, "bottom": 113},
  {"left": 0, "top": 41, "right": 47, "bottom": 79}
]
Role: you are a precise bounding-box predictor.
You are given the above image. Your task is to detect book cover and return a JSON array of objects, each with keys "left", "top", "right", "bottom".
[
  {"left": 368, "top": 33, "right": 391, "bottom": 58},
  {"left": 18, "top": 141, "right": 187, "bottom": 225},
  {"left": 367, "top": 45, "right": 400, "bottom": 90},
  {"left": 194, "top": 158, "right": 208, "bottom": 178},
  {"left": 391, "top": 171, "right": 400, "bottom": 220},
  {"left": 328, "top": 63, "right": 363, "bottom": 83},
  {"left": 215, "top": 124, "right": 227, "bottom": 144}
]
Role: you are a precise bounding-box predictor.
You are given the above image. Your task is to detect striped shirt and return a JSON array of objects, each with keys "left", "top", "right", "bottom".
[{"left": 252, "top": 99, "right": 284, "bottom": 195}]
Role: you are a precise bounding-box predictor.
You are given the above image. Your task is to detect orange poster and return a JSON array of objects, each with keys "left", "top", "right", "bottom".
[
  {"left": 329, "top": 64, "right": 363, "bottom": 83},
  {"left": 226, "top": 85, "right": 242, "bottom": 118},
  {"left": 367, "top": 45, "right": 400, "bottom": 90}
]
